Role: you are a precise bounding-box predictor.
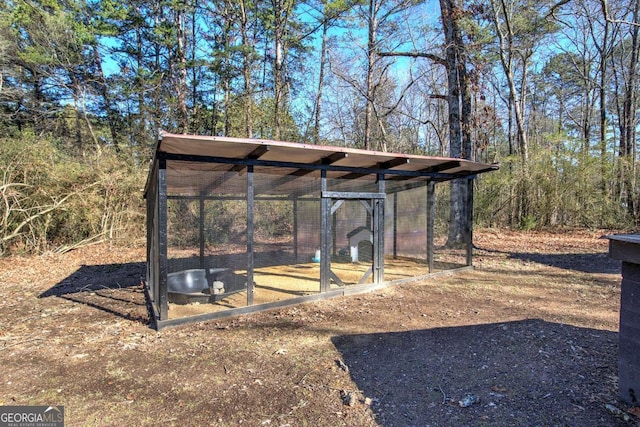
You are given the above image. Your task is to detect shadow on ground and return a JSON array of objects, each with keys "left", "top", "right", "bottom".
[
  {"left": 332, "top": 319, "right": 626, "bottom": 427},
  {"left": 39, "top": 262, "right": 148, "bottom": 323},
  {"left": 510, "top": 252, "right": 620, "bottom": 274},
  {"left": 476, "top": 244, "right": 619, "bottom": 275}
]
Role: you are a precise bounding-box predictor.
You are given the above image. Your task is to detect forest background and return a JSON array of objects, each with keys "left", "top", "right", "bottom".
[{"left": 0, "top": 0, "right": 639, "bottom": 256}]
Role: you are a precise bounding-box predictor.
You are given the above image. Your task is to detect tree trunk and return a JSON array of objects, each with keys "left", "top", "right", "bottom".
[
  {"left": 219, "top": 1, "right": 232, "bottom": 136},
  {"left": 240, "top": 0, "right": 253, "bottom": 138},
  {"left": 364, "top": 0, "right": 377, "bottom": 150},
  {"left": 135, "top": 23, "right": 146, "bottom": 139},
  {"left": 490, "top": 0, "right": 529, "bottom": 167},
  {"left": 314, "top": 20, "right": 328, "bottom": 144},
  {"left": 72, "top": 75, "right": 83, "bottom": 151},
  {"left": 272, "top": 0, "right": 290, "bottom": 140},
  {"left": 598, "top": 16, "right": 609, "bottom": 193},
  {"left": 190, "top": 0, "right": 199, "bottom": 134},
  {"left": 489, "top": 0, "right": 531, "bottom": 225},
  {"left": 91, "top": 45, "right": 119, "bottom": 149},
  {"left": 439, "top": 0, "right": 470, "bottom": 247},
  {"left": 152, "top": 3, "right": 163, "bottom": 138},
  {"left": 620, "top": 0, "right": 640, "bottom": 221},
  {"left": 175, "top": 6, "right": 188, "bottom": 133}
]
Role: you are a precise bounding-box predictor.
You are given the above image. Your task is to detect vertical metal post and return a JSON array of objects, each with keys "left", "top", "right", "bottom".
[
  {"left": 145, "top": 172, "right": 152, "bottom": 293},
  {"left": 466, "top": 178, "right": 474, "bottom": 267},
  {"left": 427, "top": 181, "right": 435, "bottom": 274},
  {"left": 199, "top": 190, "right": 205, "bottom": 269},
  {"left": 374, "top": 174, "right": 385, "bottom": 283},
  {"left": 158, "top": 157, "right": 169, "bottom": 320},
  {"left": 320, "top": 170, "right": 330, "bottom": 293},
  {"left": 332, "top": 202, "right": 337, "bottom": 256},
  {"left": 393, "top": 192, "right": 398, "bottom": 258},
  {"left": 293, "top": 198, "right": 298, "bottom": 263},
  {"left": 247, "top": 165, "right": 255, "bottom": 305},
  {"left": 150, "top": 167, "right": 159, "bottom": 310}
]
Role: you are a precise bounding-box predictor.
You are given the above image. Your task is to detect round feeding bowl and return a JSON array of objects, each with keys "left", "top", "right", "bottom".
[{"left": 167, "top": 269, "right": 208, "bottom": 294}]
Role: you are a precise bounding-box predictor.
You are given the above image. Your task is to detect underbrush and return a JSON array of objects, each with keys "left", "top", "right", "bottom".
[{"left": 0, "top": 135, "right": 146, "bottom": 255}]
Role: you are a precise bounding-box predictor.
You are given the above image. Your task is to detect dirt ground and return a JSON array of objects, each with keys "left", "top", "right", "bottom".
[{"left": 1, "top": 229, "right": 639, "bottom": 426}]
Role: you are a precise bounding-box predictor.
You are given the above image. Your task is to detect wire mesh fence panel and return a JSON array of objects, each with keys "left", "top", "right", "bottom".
[
  {"left": 296, "top": 198, "right": 321, "bottom": 264},
  {"left": 433, "top": 180, "right": 468, "bottom": 270},
  {"left": 330, "top": 199, "right": 375, "bottom": 286},
  {"left": 389, "top": 186, "right": 428, "bottom": 259},
  {"left": 384, "top": 185, "right": 431, "bottom": 281},
  {"left": 149, "top": 156, "right": 474, "bottom": 324},
  {"left": 146, "top": 165, "right": 160, "bottom": 314},
  {"left": 163, "top": 161, "right": 250, "bottom": 318},
  {"left": 323, "top": 174, "right": 379, "bottom": 286},
  {"left": 250, "top": 168, "right": 323, "bottom": 304},
  {"left": 435, "top": 182, "right": 451, "bottom": 247}
]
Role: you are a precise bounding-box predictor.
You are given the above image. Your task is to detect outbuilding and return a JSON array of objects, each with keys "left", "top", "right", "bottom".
[{"left": 145, "top": 132, "right": 498, "bottom": 329}]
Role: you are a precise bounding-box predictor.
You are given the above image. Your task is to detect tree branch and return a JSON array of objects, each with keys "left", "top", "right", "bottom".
[
  {"left": 378, "top": 51, "right": 447, "bottom": 66},
  {"left": 600, "top": 0, "right": 640, "bottom": 26},
  {"left": 1, "top": 182, "right": 100, "bottom": 244},
  {"left": 545, "top": 0, "right": 571, "bottom": 20}
]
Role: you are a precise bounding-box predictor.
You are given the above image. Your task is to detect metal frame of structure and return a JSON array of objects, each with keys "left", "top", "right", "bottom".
[{"left": 145, "top": 132, "right": 498, "bottom": 329}]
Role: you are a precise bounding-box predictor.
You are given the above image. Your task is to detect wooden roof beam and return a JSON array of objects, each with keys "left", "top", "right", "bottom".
[
  {"left": 419, "top": 160, "right": 460, "bottom": 173},
  {"left": 230, "top": 145, "right": 271, "bottom": 172},
  {"left": 388, "top": 160, "right": 461, "bottom": 182},
  {"left": 333, "top": 157, "right": 409, "bottom": 181},
  {"left": 380, "top": 157, "right": 410, "bottom": 169},
  {"left": 288, "top": 151, "right": 348, "bottom": 177},
  {"left": 252, "top": 151, "right": 349, "bottom": 195}
]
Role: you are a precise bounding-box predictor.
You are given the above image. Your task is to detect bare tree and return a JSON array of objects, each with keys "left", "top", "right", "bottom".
[
  {"left": 610, "top": 0, "right": 640, "bottom": 221},
  {"left": 375, "top": 0, "right": 473, "bottom": 245},
  {"left": 271, "top": 0, "right": 298, "bottom": 140},
  {"left": 548, "top": 0, "right": 618, "bottom": 192},
  {"left": 439, "top": 0, "right": 473, "bottom": 246},
  {"left": 361, "top": 0, "right": 415, "bottom": 150},
  {"left": 305, "top": 0, "right": 355, "bottom": 144},
  {"left": 173, "top": 3, "right": 189, "bottom": 133},
  {"left": 239, "top": 0, "right": 254, "bottom": 138},
  {"left": 488, "top": 0, "right": 530, "bottom": 168}
]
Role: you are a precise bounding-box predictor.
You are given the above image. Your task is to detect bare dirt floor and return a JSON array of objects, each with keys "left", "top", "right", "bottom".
[{"left": 1, "top": 229, "right": 640, "bottom": 426}]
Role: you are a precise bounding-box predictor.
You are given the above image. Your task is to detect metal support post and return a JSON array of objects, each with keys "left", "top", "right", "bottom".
[
  {"left": 158, "top": 157, "right": 168, "bottom": 320},
  {"left": 466, "top": 178, "right": 474, "bottom": 267},
  {"left": 247, "top": 165, "right": 255, "bottom": 305},
  {"left": 320, "top": 170, "right": 330, "bottom": 292},
  {"left": 427, "top": 181, "right": 435, "bottom": 273}
]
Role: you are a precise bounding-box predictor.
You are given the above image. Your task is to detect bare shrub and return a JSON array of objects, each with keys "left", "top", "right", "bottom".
[{"left": 0, "top": 135, "right": 145, "bottom": 255}]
